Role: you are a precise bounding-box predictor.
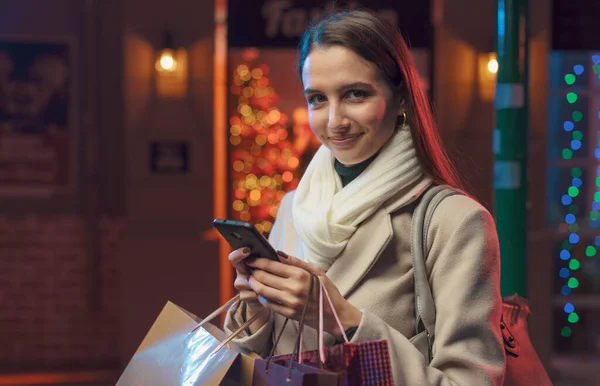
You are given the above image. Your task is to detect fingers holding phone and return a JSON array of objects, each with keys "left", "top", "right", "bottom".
[
  {"left": 229, "top": 247, "right": 269, "bottom": 331},
  {"left": 229, "top": 247, "right": 264, "bottom": 309},
  {"left": 218, "top": 219, "right": 278, "bottom": 331},
  {"left": 234, "top": 271, "right": 265, "bottom": 315},
  {"left": 228, "top": 247, "right": 253, "bottom": 275}
]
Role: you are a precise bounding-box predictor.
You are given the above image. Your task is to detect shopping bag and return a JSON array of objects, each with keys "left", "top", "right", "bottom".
[
  {"left": 502, "top": 295, "right": 553, "bottom": 386},
  {"left": 116, "top": 299, "right": 257, "bottom": 386},
  {"left": 252, "top": 358, "right": 342, "bottom": 386},
  {"left": 272, "top": 340, "right": 394, "bottom": 386},
  {"left": 267, "top": 276, "right": 394, "bottom": 386},
  {"left": 252, "top": 276, "right": 345, "bottom": 385}
]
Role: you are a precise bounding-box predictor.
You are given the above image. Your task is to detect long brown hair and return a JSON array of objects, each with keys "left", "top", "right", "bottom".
[{"left": 297, "top": 9, "right": 469, "bottom": 194}]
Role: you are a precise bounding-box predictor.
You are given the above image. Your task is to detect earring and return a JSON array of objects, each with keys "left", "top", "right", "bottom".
[{"left": 395, "top": 111, "right": 407, "bottom": 129}]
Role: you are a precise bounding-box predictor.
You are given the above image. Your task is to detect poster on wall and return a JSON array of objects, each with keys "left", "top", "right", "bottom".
[
  {"left": 228, "top": 0, "right": 432, "bottom": 49},
  {"left": 0, "top": 37, "right": 75, "bottom": 197}
]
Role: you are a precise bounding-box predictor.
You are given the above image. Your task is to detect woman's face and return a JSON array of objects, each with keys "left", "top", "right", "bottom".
[{"left": 301, "top": 45, "right": 402, "bottom": 166}]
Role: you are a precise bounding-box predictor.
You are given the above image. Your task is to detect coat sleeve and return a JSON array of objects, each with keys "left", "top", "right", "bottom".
[
  {"left": 351, "top": 195, "right": 506, "bottom": 385},
  {"left": 222, "top": 192, "right": 293, "bottom": 357}
]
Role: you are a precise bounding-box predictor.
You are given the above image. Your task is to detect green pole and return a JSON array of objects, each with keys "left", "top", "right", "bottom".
[{"left": 494, "top": 0, "right": 529, "bottom": 297}]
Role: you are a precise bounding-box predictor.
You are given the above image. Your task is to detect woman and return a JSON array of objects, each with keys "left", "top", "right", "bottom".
[{"left": 225, "top": 9, "right": 506, "bottom": 385}]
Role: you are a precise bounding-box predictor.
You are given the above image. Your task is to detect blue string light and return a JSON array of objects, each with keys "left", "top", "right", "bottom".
[
  {"left": 559, "top": 61, "right": 584, "bottom": 337},
  {"left": 569, "top": 233, "right": 580, "bottom": 244},
  {"left": 564, "top": 303, "right": 575, "bottom": 313},
  {"left": 560, "top": 53, "right": 600, "bottom": 338},
  {"left": 563, "top": 121, "right": 574, "bottom": 131}
]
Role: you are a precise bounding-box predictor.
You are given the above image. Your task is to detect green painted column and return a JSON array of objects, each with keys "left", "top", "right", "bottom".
[{"left": 494, "top": 0, "right": 529, "bottom": 297}]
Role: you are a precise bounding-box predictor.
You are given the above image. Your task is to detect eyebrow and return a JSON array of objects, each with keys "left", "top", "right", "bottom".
[{"left": 303, "top": 82, "right": 374, "bottom": 95}]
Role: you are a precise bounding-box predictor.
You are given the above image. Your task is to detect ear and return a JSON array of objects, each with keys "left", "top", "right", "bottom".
[{"left": 396, "top": 97, "right": 406, "bottom": 115}]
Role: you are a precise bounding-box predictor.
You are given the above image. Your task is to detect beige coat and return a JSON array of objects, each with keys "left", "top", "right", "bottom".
[{"left": 225, "top": 176, "right": 506, "bottom": 385}]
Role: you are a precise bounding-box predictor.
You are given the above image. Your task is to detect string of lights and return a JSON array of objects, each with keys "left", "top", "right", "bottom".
[
  {"left": 228, "top": 62, "right": 302, "bottom": 234},
  {"left": 558, "top": 53, "right": 600, "bottom": 339}
]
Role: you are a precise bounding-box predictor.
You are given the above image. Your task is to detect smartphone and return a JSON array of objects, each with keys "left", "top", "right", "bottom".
[{"left": 213, "top": 218, "right": 279, "bottom": 261}]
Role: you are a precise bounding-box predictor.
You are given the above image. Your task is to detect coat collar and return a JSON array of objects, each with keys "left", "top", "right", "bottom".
[
  {"left": 326, "top": 175, "right": 434, "bottom": 297},
  {"left": 383, "top": 175, "right": 434, "bottom": 214}
]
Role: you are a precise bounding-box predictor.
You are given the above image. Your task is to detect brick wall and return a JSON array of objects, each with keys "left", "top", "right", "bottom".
[{"left": 0, "top": 215, "right": 124, "bottom": 371}]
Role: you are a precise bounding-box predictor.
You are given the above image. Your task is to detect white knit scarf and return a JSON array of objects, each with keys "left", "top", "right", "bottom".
[{"left": 292, "top": 127, "right": 422, "bottom": 271}]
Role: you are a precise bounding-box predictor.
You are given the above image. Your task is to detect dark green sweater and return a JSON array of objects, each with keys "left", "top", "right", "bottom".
[{"left": 334, "top": 153, "right": 378, "bottom": 187}]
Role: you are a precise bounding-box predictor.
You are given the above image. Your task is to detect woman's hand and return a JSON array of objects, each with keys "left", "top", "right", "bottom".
[
  {"left": 246, "top": 252, "right": 363, "bottom": 338},
  {"left": 228, "top": 248, "right": 269, "bottom": 333}
]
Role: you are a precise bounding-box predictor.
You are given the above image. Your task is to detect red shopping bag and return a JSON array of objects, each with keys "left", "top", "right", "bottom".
[
  {"left": 252, "top": 275, "right": 345, "bottom": 385},
  {"left": 272, "top": 339, "right": 394, "bottom": 386},
  {"left": 269, "top": 276, "right": 395, "bottom": 386}
]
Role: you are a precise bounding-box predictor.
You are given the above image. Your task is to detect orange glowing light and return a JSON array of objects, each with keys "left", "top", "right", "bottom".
[
  {"left": 251, "top": 68, "right": 263, "bottom": 79},
  {"left": 277, "top": 128, "right": 288, "bottom": 140},
  {"left": 156, "top": 49, "right": 177, "bottom": 72},
  {"left": 288, "top": 157, "right": 300, "bottom": 169},
  {"left": 249, "top": 189, "right": 261, "bottom": 201},
  {"left": 282, "top": 171, "right": 293, "bottom": 182},
  {"left": 255, "top": 135, "right": 267, "bottom": 146},
  {"left": 234, "top": 189, "right": 246, "bottom": 199},
  {"left": 267, "top": 110, "right": 281, "bottom": 124},
  {"left": 233, "top": 160, "right": 244, "bottom": 171},
  {"left": 237, "top": 64, "right": 249, "bottom": 76}
]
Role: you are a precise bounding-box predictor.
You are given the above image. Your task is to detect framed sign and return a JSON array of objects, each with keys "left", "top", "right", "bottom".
[
  {"left": 227, "top": 0, "right": 432, "bottom": 49},
  {"left": 149, "top": 141, "right": 190, "bottom": 174},
  {"left": 0, "top": 37, "right": 76, "bottom": 196}
]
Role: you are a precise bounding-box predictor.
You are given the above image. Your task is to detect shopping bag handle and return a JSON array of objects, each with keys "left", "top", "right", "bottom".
[
  {"left": 297, "top": 276, "right": 349, "bottom": 365},
  {"left": 263, "top": 276, "right": 312, "bottom": 364},
  {"left": 314, "top": 277, "right": 349, "bottom": 364},
  {"left": 319, "top": 277, "right": 349, "bottom": 343},
  {"left": 296, "top": 276, "right": 349, "bottom": 368},
  {"left": 260, "top": 275, "right": 313, "bottom": 380},
  {"left": 190, "top": 293, "right": 268, "bottom": 353},
  {"left": 213, "top": 309, "right": 267, "bottom": 352},
  {"left": 191, "top": 294, "right": 241, "bottom": 333},
  {"left": 263, "top": 274, "right": 349, "bottom": 377}
]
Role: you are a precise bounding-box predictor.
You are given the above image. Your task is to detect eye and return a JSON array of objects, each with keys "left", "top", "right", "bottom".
[
  {"left": 307, "top": 94, "right": 326, "bottom": 106},
  {"left": 345, "top": 89, "right": 369, "bottom": 100}
]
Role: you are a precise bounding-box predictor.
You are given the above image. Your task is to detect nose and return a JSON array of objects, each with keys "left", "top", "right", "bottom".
[{"left": 327, "top": 103, "right": 350, "bottom": 133}]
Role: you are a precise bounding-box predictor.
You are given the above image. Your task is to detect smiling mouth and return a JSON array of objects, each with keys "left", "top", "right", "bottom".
[{"left": 330, "top": 133, "right": 364, "bottom": 147}]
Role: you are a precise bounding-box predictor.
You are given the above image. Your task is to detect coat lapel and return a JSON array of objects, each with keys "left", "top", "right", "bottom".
[
  {"left": 325, "top": 176, "right": 434, "bottom": 297},
  {"left": 326, "top": 207, "right": 393, "bottom": 297}
]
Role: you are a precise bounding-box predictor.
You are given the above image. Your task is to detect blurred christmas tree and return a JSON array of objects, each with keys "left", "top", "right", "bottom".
[{"left": 228, "top": 61, "right": 302, "bottom": 234}]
